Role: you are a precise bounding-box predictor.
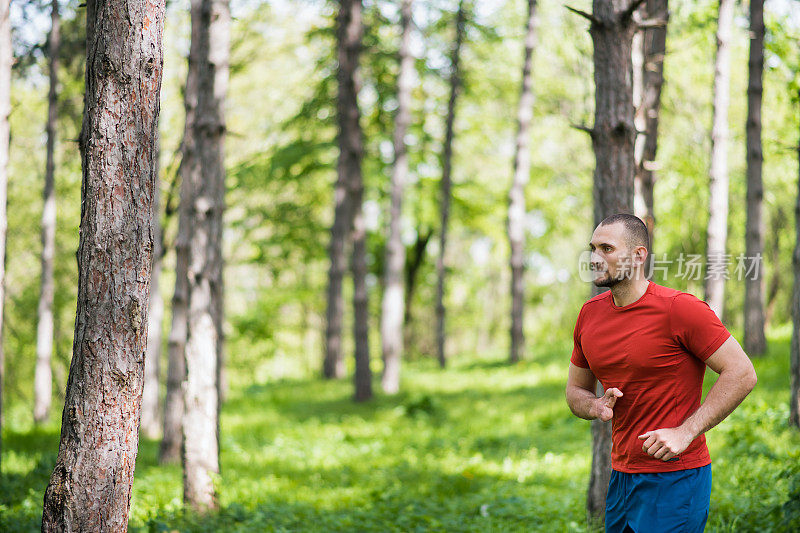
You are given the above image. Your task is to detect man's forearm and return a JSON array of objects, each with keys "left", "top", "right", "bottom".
[
  {"left": 566, "top": 386, "right": 599, "bottom": 420},
  {"left": 679, "top": 367, "right": 757, "bottom": 439}
]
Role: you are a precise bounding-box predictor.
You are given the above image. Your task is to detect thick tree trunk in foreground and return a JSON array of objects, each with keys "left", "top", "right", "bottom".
[
  {"left": 571, "top": 0, "right": 639, "bottom": 521},
  {"left": 381, "top": 0, "right": 413, "bottom": 395},
  {"left": 705, "top": 0, "right": 733, "bottom": 320},
  {"left": 508, "top": 0, "right": 537, "bottom": 364},
  {"left": 435, "top": 0, "right": 467, "bottom": 369},
  {"left": 34, "top": 0, "right": 61, "bottom": 425},
  {"left": 744, "top": 0, "right": 766, "bottom": 357},
  {"left": 160, "top": 0, "right": 202, "bottom": 464},
  {"left": 0, "top": 0, "right": 10, "bottom": 473},
  {"left": 182, "top": 0, "right": 229, "bottom": 511},
  {"left": 141, "top": 135, "right": 163, "bottom": 439},
  {"left": 41, "top": 0, "right": 165, "bottom": 529},
  {"left": 791, "top": 96, "right": 800, "bottom": 429}
]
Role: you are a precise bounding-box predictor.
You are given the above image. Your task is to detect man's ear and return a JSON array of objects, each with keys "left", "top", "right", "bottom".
[{"left": 633, "top": 246, "right": 648, "bottom": 266}]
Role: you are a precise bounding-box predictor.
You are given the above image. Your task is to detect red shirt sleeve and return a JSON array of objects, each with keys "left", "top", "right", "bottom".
[
  {"left": 670, "top": 293, "right": 731, "bottom": 361},
  {"left": 570, "top": 306, "right": 590, "bottom": 368}
]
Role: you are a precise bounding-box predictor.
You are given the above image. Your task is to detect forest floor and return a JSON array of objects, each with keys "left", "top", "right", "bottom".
[{"left": 1, "top": 332, "right": 799, "bottom": 532}]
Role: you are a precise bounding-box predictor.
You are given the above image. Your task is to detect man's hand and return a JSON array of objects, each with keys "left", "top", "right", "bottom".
[
  {"left": 566, "top": 364, "right": 624, "bottom": 421},
  {"left": 638, "top": 427, "right": 695, "bottom": 461},
  {"left": 590, "top": 388, "right": 623, "bottom": 422}
]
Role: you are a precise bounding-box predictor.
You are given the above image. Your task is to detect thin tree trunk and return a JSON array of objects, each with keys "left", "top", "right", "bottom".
[
  {"left": 159, "top": 192, "right": 188, "bottom": 462},
  {"left": 436, "top": 0, "right": 467, "bottom": 369},
  {"left": 403, "top": 227, "right": 431, "bottom": 352},
  {"left": 403, "top": 227, "right": 431, "bottom": 326},
  {"left": 381, "top": 0, "right": 413, "bottom": 395},
  {"left": 160, "top": 0, "right": 202, "bottom": 464},
  {"left": 764, "top": 208, "right": 782, "bottom": 327},
  {"left": 33, "top": 0, "right": 60, "bottom": 425},
  {"left": 141, "top": 134, "right": 163, "bottom": 439},
  {"left": 40, "top": 0, "right": 165, "bottom": 528},
  {"left": 0, "top": 0, "right": 11, "bottom": 474},
  {"left": 705, "top": 0, "right": 734, "bottom": 320},
  {"left": 571, "top": 0, "right": 640, "bottom": 521},
  {"left": 633, "top": 0, "right": 666, "bottom": 265},
  {"left": 508, "top": 0, "right": 537, "bottom": 364},
  {"left": 325, "top": 0, "right": 365, "bottom": 382},
  {"left": 334, "top": 0, "right": 371, "bottom": 402},
  {"left": 744, "top": 0, "right": 766, "bottom": 356},
  {"left": 182, "top": 0, "right": 229, "bottom": 511},
  {"left": 791, "top": 92, "right": 800, "bottom": 429}
]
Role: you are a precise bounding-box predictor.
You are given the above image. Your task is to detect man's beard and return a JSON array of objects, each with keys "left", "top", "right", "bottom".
[{"left": 592, "top": 270, "right": 624, "bottom": 288}]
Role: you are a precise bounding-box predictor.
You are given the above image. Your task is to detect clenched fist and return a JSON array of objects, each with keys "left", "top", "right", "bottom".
[{"left": 638, "top": 427, "right": 695, "bottom": 461}]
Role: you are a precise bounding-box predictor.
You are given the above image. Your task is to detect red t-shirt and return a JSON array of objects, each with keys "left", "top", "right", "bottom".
[{"left": 570, "top": 280, "right": 731, "bottom": 473}]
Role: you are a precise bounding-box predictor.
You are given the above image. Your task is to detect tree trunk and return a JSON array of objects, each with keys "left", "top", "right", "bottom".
[
  {"left": 40, "top": 0, "right": 165, "bottom": 529},
  {"left": 403, "top": 227, "right": 431, "bottom": 352},
  {"left": 633, "top": 0, "right": 666, "bottom": 265},
  {"left": 575, "top": 0, "right": 639, "bottom": 521},
  {"left": 141, "top": 134, "right": 163, "bottom": 439},
  {"left": 403, "top": 227, "right": 431, "bottom": 326},
  {"left": 160, "top": 0, "right": 203, "bottom": 464},
  {"left": 435, "top": 0, "right": 467, "bottom": 369},
  {"left": 764, "top": 208, "right": 782, "bottom": 328},
  {"left": 182, "top": 0, "right": 229, "bottom": 511},
  {"left": 159, "top": 179, "right": 188, "bottom": 462},
  {"left": 705, "top": 0, "right": 734, "bottom": 320},
  {"left": 333, "top": 0, "right": 371, "bottom": 402},
  {"left": 0, "top": 0, "right": 10, "bottom": 474},
  {"left": 33, "top": 0, "right": 60, "bottom": 425},
  {"left": 744, "top": 0, "right": 766, "bottom": 356},
  {"left": 508, "top": 0, "right": 537, "bottom": 364},
  {"left": 791, "top": 93, "right": 800, "bottom": 429},
  {"left": 381, "top": 0, "right": 413, "bottom": 395}
]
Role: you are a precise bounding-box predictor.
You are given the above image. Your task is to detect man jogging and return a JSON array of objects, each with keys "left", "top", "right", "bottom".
[{"left": 565, "top": 213, "right": 757, "bottom": 532}]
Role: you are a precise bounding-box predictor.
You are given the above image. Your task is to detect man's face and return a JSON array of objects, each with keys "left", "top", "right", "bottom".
[{"left": 589, "top": 223, "right": 637, "bottom": 288}]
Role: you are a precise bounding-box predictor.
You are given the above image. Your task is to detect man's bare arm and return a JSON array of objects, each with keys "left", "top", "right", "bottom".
[
  {"left": 639, "top": 335, "right": 757, "bottom": 461},
  {"left": 566, "top": 363, "right": 622, "bottom": 422}
]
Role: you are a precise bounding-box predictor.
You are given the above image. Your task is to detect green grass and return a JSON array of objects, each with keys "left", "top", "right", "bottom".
[{"left": 1, "top": 337, "right": 799, "bottom": 532}]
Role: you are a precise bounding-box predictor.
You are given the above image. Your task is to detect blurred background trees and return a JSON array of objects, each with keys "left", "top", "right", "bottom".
[{"left": 2, "top": 0, "right": 800, "bottom": 528}]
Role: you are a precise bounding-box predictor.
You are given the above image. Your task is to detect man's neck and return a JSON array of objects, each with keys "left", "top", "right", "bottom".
[{"left": 610, "top": 277, "right": 650, "bottom": 307}]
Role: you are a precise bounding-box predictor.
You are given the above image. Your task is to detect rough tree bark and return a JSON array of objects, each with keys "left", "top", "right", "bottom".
[
  {"left": 381, "top": 0, "right": 414, "bottom": 395},
  {"left": 141, "top": 134, "right": 163, "bottom": 439},
  {"left": 0, "top": 0, "right": 10, "bottom": 474},
  {"left": 435, "top": 0, "right": 467, "bottom": 369},
  {"left": 632, "top": 0, "right": 666, "bottom": 265},
  {"left": 705, "top": 0, "right": 734, "bottom": 320},
  {"left": 160, "top": 0, "right": 202, "bottom": 464},
  {"left": 570, "top": 0, "right": 640, "bottom": 521},
  {"left": 182, "top": 0, "right": 229, "bottom": 511},
  {"left": 33, "top": 0, "right": 60, "bottom": 425},
  {"left": 40, "top": 0, "right": 165, "bottom": 529},
  {"left": 744, "top": 0, "right": 766, "bottom": 356},
  {"left": 791, "top": 93, "right": 800, "bottom": 429},
  {"left": 508, "top": 0, "right": 537, "bottom": 364}
]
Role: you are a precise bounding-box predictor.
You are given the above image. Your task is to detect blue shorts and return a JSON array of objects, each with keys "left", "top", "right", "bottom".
[{"left": 605, "top": 465, "right": 712, "bottom": 533}]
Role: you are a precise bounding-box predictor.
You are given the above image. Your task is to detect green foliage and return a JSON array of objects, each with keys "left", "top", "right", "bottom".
[
  {"left": 2, "top": 339, "right": 797, "bottom": 531},
  {"left": 3, "top": 0, "right": 800, "bottom": 528}
]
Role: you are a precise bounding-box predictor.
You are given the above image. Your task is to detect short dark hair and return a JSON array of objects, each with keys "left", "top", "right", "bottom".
[{"left": 599, "top": 213, "right": 650, "bottom": 252}]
